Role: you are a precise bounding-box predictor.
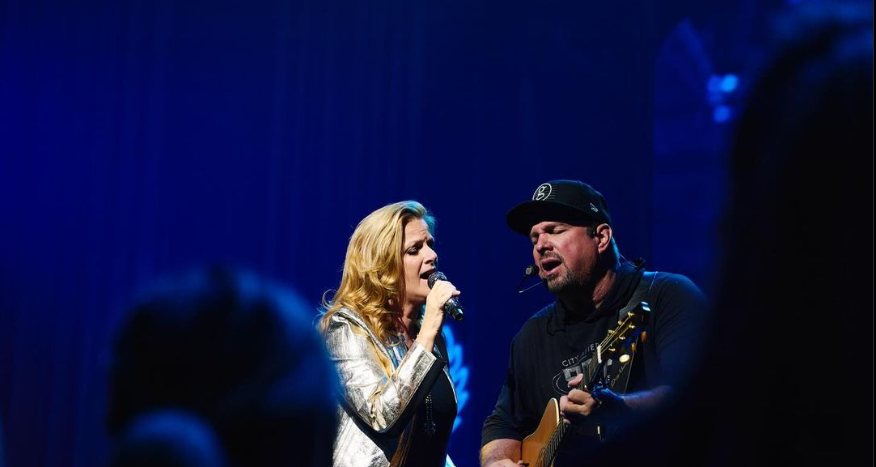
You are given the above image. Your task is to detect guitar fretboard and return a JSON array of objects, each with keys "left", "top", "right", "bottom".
[{"left": 534, "top": 309, "right": 644, "bottom": 467}]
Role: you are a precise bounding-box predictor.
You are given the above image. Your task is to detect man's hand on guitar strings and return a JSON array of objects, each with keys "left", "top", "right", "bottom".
[
  {"left": 590, "top": 385, "right": 631, "bottom": 417},
  {"left": 559, "top": 374, "right": 602, "bottom": 424}
]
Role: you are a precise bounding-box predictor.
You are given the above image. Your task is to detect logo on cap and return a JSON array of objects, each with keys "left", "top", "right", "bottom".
[
  {"left": 590, "top": 203, "right": 599, "bottom": 213},
  {"left": 533, "top": 183, "right": 552, "bottom": 201}
]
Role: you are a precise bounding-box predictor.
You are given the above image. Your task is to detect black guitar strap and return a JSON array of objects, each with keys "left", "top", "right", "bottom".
[
  {"left": 617, "top": 269, "right": 657, "bottom": 323},
  {"left": 603, "top": 269, "right": 657, "bottom": 395}
]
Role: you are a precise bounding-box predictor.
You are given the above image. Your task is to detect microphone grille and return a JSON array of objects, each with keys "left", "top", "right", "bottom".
[{"left": 427, "top": 271, "right": 447, "bottom": 288}]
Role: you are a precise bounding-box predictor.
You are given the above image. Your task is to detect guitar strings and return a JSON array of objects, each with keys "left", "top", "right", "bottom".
[{"left": 532, "top": 313, "right": 643, "bottom": 467}]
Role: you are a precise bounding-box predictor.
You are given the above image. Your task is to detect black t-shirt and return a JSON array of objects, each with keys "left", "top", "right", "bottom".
[
  {"left": 383, "top": 334, "right": 456, "bottom": 467},
  {"left": 481, "top": 263, "right": 706, "bottom": 465},
  {"left": 404, "top": 368, "right": 455, "bottom": 467}
]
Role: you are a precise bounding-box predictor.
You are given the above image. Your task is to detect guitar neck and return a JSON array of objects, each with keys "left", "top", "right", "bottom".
[
  {"left": 539, "top": 417, "right": 568, "bottom": 467},
  {"left": 543, "top": 312, "right": 643, "bottom": 463},
  {"left": 526, "top": 305, "right": 649, "bottom": 467},
  {"left": 584, "top": 311, "right": 640, "bottom": 390}
]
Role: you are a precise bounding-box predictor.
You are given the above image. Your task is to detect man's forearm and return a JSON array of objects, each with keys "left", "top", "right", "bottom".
[{"left": 480, "top": 438, "right": 521, "bottom": 467}]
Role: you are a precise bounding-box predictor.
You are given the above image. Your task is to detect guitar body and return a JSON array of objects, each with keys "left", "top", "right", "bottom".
[
  {"left": 519, "top": 302, "right": 652, "bottom": 467},
  {"left": 521, "top": 398, "right": 561, "bottom": 467}
]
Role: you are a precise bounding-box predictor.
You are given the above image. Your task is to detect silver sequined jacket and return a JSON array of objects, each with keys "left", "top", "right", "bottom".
[{"left": 324, "top": 307, "right": 456, "bottom": 467}]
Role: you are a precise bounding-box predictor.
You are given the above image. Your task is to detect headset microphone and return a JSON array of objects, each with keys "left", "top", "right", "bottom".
[{"left": 516, "top": 264, "right": 541, "bottom": 294}]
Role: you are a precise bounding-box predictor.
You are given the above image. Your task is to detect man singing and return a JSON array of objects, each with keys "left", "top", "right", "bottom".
[{"left": 481, "top": 180, "right": 707, "bottom": 467}]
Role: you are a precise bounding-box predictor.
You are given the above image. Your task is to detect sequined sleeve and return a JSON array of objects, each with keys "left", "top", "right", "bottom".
[{"left": 325, "top": 314, "right": 440, "bottom": 433}]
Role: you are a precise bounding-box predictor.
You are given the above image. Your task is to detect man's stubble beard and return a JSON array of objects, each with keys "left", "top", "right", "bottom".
[{"left": 545, "top": 263, "right": 587, "bottom": 295}]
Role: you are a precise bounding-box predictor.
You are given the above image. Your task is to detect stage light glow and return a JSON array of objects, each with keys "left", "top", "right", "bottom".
[
  {"left": 443, "top": 324, "right": 469, "bottom": 433},
  {"left": 713, "top": 105, "right": 732, "bottom": 123}
]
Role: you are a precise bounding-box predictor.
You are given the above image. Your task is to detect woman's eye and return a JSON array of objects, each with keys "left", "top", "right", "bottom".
[{"left": 407, "top": 248, "right": 419, "bottom": 255}]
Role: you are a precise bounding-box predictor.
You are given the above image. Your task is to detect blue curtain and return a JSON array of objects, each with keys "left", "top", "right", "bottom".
[{"left": 0, "top": 0, "right": 738, "bottom": 465}]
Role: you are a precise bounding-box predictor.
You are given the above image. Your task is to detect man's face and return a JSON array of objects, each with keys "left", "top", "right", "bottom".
[{"left": 529, "top": 221, "right": 599, "bottom": 295}]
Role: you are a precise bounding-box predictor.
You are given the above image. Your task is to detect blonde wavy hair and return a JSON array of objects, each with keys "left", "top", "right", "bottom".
[{"left": 320, "top": 201, "right": 435, "bottom": 344}]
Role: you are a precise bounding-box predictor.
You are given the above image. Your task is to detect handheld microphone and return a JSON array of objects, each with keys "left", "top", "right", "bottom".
[
  {"left": 516, "top": 264, "right": 541, "bottom": 294},
  {"left": 427, "top": 271, "right": 464, "bottom": 321}
]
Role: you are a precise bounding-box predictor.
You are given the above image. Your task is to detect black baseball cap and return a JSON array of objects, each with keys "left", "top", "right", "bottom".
[{"left": 506, "top": 180, "right": 612, "bottom": 235}]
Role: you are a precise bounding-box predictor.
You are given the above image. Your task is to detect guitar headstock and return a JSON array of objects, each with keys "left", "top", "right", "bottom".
[
  {"left": 598, "top": 301, "right": 650, "bottom": 362},
  {"left": 585, "top": 302, "right": 651, "bottom": 392}
]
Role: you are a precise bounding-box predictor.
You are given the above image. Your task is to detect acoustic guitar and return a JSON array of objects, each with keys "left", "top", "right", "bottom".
[{"left": 520, "top": 302, "right": 650, "bottom": 467}]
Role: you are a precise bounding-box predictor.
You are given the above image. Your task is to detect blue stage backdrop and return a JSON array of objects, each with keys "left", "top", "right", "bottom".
[{"left": 0, "top": 0, "right": 785, "bottom": 466}]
